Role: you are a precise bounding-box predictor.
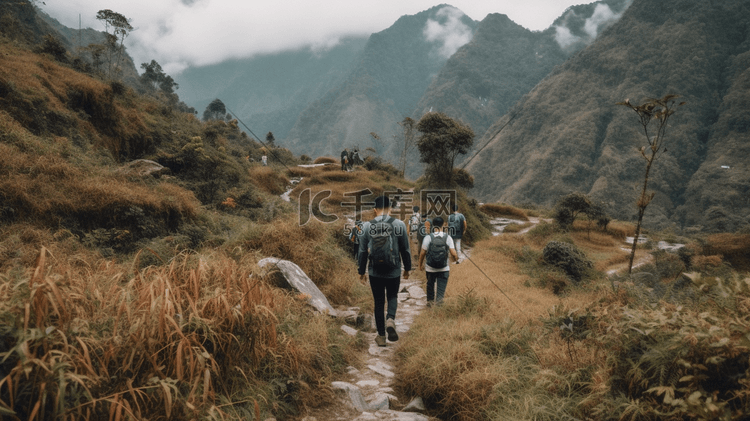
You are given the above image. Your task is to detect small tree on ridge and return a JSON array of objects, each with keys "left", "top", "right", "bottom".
[{"left": 416, "top": 112, "right": 474, "bottom": 187}]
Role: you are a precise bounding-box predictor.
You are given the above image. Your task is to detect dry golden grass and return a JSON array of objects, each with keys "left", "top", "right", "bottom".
[
  {"left": 248, "top": 166, "right": 290, "bottom": 196},
  {"left": 479, "top": 203, "right": 529, "bottom": 221},
  {"left": 396, "top": 219, "right": 636, "bottom": 420},
  {"left": 0, "top": 244, "right": 359, "bottom": 420},
  {"left": 703, "top": 233, "right": 750, "bottom": 272},
  {"left": 313, "top": 157, "right": 336, "bottom": 164}
]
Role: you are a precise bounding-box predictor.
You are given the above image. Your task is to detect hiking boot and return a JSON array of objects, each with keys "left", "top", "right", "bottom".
[
  {"left": 375, "top": 335, "right": 386, "bottom": 347},
  {"left": 386, "top": 319, "right": 399, "bottom": 342}
]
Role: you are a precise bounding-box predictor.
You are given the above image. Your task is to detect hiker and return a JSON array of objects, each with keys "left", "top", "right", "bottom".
[
  {"left": 448, "top": 204, "right": 467, "bottom": 261},
  {"left": 358, "top": 196, "right": 412, "bottom": 347},
  {"left": 347, "top": 149, "right": 355, "bottom": 170},
  {"left": 347, "top": 218, "right": 364, "bottom": 259},
  {"left": 352, "top": 149, "right": 362, "bottom": 166},
  {"left": 416, "top": 213, "right": 431, "bottom": 253},
  {"left": 408, "top": 206, "right": 420, "bottom": 240},
  {"left": 419, "top": 216, "right": 458, "bottom": 306},
  {"left": 261, "top": 154, "right": 267, "bottom": 166},
  {"left": 341, "top": 148, "right": 349, "bottom": 171}
]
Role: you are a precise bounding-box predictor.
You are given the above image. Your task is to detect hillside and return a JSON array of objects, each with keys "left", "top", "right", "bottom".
[{"left": 468, "top": 0, "right": 750, "bottom": 232}]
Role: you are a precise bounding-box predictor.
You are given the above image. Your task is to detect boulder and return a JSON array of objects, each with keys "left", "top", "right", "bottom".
[
  {"left": 116, "top": 159, "right": 169, "bottom": 177},
  {"left": 258, "top": 257, "right": 336, "bottom": 316}
]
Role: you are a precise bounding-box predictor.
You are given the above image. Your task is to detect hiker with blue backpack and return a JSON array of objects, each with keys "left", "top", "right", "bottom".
[
  {"left": 419, "top": 216, "right": 459, "bottom": 306},
  {"left": 358, "top": 196, "right": 412, "bottom": 347},
  {"left": 448, "top": 204, "right": 467, "bottom": 262}
]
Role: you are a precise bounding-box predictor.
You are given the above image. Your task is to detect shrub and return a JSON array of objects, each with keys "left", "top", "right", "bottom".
[
  {"left": 313, "top": 156, "right": 336, "bottom": 164},
  {"left": 542, "top": 241, "right": 594, "bottom": 282}
]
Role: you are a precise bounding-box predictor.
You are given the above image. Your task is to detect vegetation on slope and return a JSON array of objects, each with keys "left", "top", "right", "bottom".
[{"left": 395, "top": 210, "right": 750, "bottom": 420}]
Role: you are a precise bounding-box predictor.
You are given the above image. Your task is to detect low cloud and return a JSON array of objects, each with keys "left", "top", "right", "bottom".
[
  {"left": 553, "top": 2, "right": 630, "bottom": 50},
  {"left": 423, "top": 6, "right": 473, "bottom": 59}
]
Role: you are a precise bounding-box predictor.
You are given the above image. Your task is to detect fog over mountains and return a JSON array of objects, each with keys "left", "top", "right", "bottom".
[{"left": 174, "top": 1, "right": 629, "bottom": 162}]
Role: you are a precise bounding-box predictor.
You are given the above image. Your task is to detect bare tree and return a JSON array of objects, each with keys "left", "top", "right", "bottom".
[
  {"left": 96, "top": 9, "right": 133, "bottom": 79},
  {"left": 617, "top": 94, "right": 685, "bottom": 273}
]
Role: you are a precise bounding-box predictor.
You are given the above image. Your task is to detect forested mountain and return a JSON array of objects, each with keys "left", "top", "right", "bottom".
[
  {"left": 414, "top": 0, "right": 631, "bottom": 154},
  {"left": 467, "top": 0, "right": 750, "bottom": 232},
  {"left": 285, "top": 4, "right": 478, "bottom": 160},
  {"left": 174, "top": 37, "right": 368, "bottom": 140}
]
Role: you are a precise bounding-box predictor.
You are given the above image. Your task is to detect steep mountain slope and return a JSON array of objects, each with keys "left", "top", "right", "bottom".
[
  {"left": 412, "top": 14, "right": 567, "bottom": 145},
  {"left": 285, "top": 5, "right": 478, "bottom": 160},
  {"left": 174, "top": 37, "right": 368, "bottom": 140},
  {"left": 467, "top": 0, "right": 750, "bottom": 231}
]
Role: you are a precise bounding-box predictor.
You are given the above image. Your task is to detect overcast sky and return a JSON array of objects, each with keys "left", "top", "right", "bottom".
[{"left": 41, "top": 0, "right": 586, "bottom": 74}]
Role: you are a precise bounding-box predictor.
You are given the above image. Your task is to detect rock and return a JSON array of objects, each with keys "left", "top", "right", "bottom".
[
  {"left": 356, "top": 379, "right": 380, "bottom": 388},
  {"left": 407, "top": 285, "right": 426, "bottom": 299},
  {"left": 332, "top": 381, "right": 370, "bottom": 412},
  {"left": 258, "top": 258, "right": 336, "bottom": 315},
  {"left": 341, "top": 325, "right": 359, "bottom": 336},
  {"left": 367, "top": 361, "right": 395, "bottom": 378},
  {"left": 116, "top": 159, "right": 169, "bottom": 177},
  {"left": 367, "top": 393, "right": 390, "bottom": 411},
  {"left": 403, "top": 396, "right": 426, "bottom": 412}
]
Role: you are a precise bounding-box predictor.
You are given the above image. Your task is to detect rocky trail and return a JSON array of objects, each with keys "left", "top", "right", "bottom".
[{"left": 299, "top": 276, "right": 437, "bottom": 421}]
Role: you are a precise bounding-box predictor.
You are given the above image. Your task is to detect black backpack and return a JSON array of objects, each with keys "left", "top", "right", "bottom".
[
  {"left": 368, "top": 217, "right": 399, "bottom": 271},
  {"left": 426, "top": 233, "right": 449, "bottom": 268}
]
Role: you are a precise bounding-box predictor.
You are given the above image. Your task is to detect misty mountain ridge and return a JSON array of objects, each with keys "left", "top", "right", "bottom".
[{"left": 466, "top": 0, "right": 750, "bottom": 232}]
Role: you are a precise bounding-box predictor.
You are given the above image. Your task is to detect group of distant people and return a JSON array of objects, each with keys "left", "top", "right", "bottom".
[
  {"left": 340, "top": 148, "right": 362, "bottom": 171},
  {"left": 352, "top": 196, "right": 467, "bottom": 347}
]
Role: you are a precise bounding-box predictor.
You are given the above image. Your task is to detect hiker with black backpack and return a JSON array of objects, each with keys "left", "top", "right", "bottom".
[
  {"left": 358, "top": 196, "right": 412, "bottom": 347},
  {"left": 448, "top": 204, "right": 467, "bottom": 262},
  {"left": 418, "top": 216, "right": 458, "bottom": 306}
]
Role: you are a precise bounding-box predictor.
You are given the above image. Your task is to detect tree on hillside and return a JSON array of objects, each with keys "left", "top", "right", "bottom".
[
  {"left": 95, "top": 9, "right": 133, "bottom": 79},
  {"left": 398, "top": 116, "right": 417, "bottom": 176},
  {"left": 140, "top": 60, "right": 179, "bottom": 94},
  {"left": 416, "top": 112, "right": 474, "bottom": 186},
  {"left": 203, "top": 99, "right": 227, "bottom": 121},
  {"left": 265, "top": 132, "right": 276, "bottom": 148},
  {"left": 617, "top": 94, "right": 685, "bottom": 274}
]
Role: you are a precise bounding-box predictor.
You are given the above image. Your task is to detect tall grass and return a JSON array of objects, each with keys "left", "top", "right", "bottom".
[{"left": 0, "top": 246, "right": 360, "bottom": 420}]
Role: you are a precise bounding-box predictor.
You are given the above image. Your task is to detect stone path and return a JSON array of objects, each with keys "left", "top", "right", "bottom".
[{"left": 299, "top": 277, "right": 439, "bottom": 421}]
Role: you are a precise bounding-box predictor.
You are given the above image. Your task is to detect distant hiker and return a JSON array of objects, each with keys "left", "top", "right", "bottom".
[
  {"left": 352, "top": 149, "right": 362, "bottom": 166},
  {"left": 358, "top": 196, "right": 412, "bottom": 347},
  {"left": 416, "top": 213, "right": 431, "bottom": 252},
  {"left": 341, "top": 148, "right": 349, "bottom": 171},
  {"left": 419, "top": 216, "right": 458, "bottom": 306},
  {"left": 448, "top": 204, "right": 467, "bottom": 262},
  {"left": 347, "top": 219, "right": 364, "bottom": 259},
  {"left": 261, "top": 154, "right": 268, "bottom": 166},
  {"left": 408, "top": 206, "right": 420, "bottom": 239},
  {"left": 347, "top": 149, "right": 355, "bottom": 170}
]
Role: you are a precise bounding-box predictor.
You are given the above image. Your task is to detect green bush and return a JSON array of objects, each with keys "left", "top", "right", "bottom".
[{"left": 542, "top": 241, "right": 594, "bottom": 282}]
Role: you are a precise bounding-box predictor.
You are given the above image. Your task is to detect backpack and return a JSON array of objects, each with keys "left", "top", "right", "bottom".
[
  {"left": 448, "top": 214, "right": 463, "bottom": 237},
  {"left": 426, "top": 233, "right": 449, "bottom": 268},
  {"left": 409, "top": 213, "right": 421, "bottom": 233},
  {"left": 368, "top": 217, "right": 399, "bottom": 271}
]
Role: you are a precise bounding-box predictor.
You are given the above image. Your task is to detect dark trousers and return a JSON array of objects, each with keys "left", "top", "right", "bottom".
[
  {"left": 368, "top": 275, "right": 401, "bottom": 336},
  {"left": 426, "top": 270, "right": 449, "bottom": 304}
]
